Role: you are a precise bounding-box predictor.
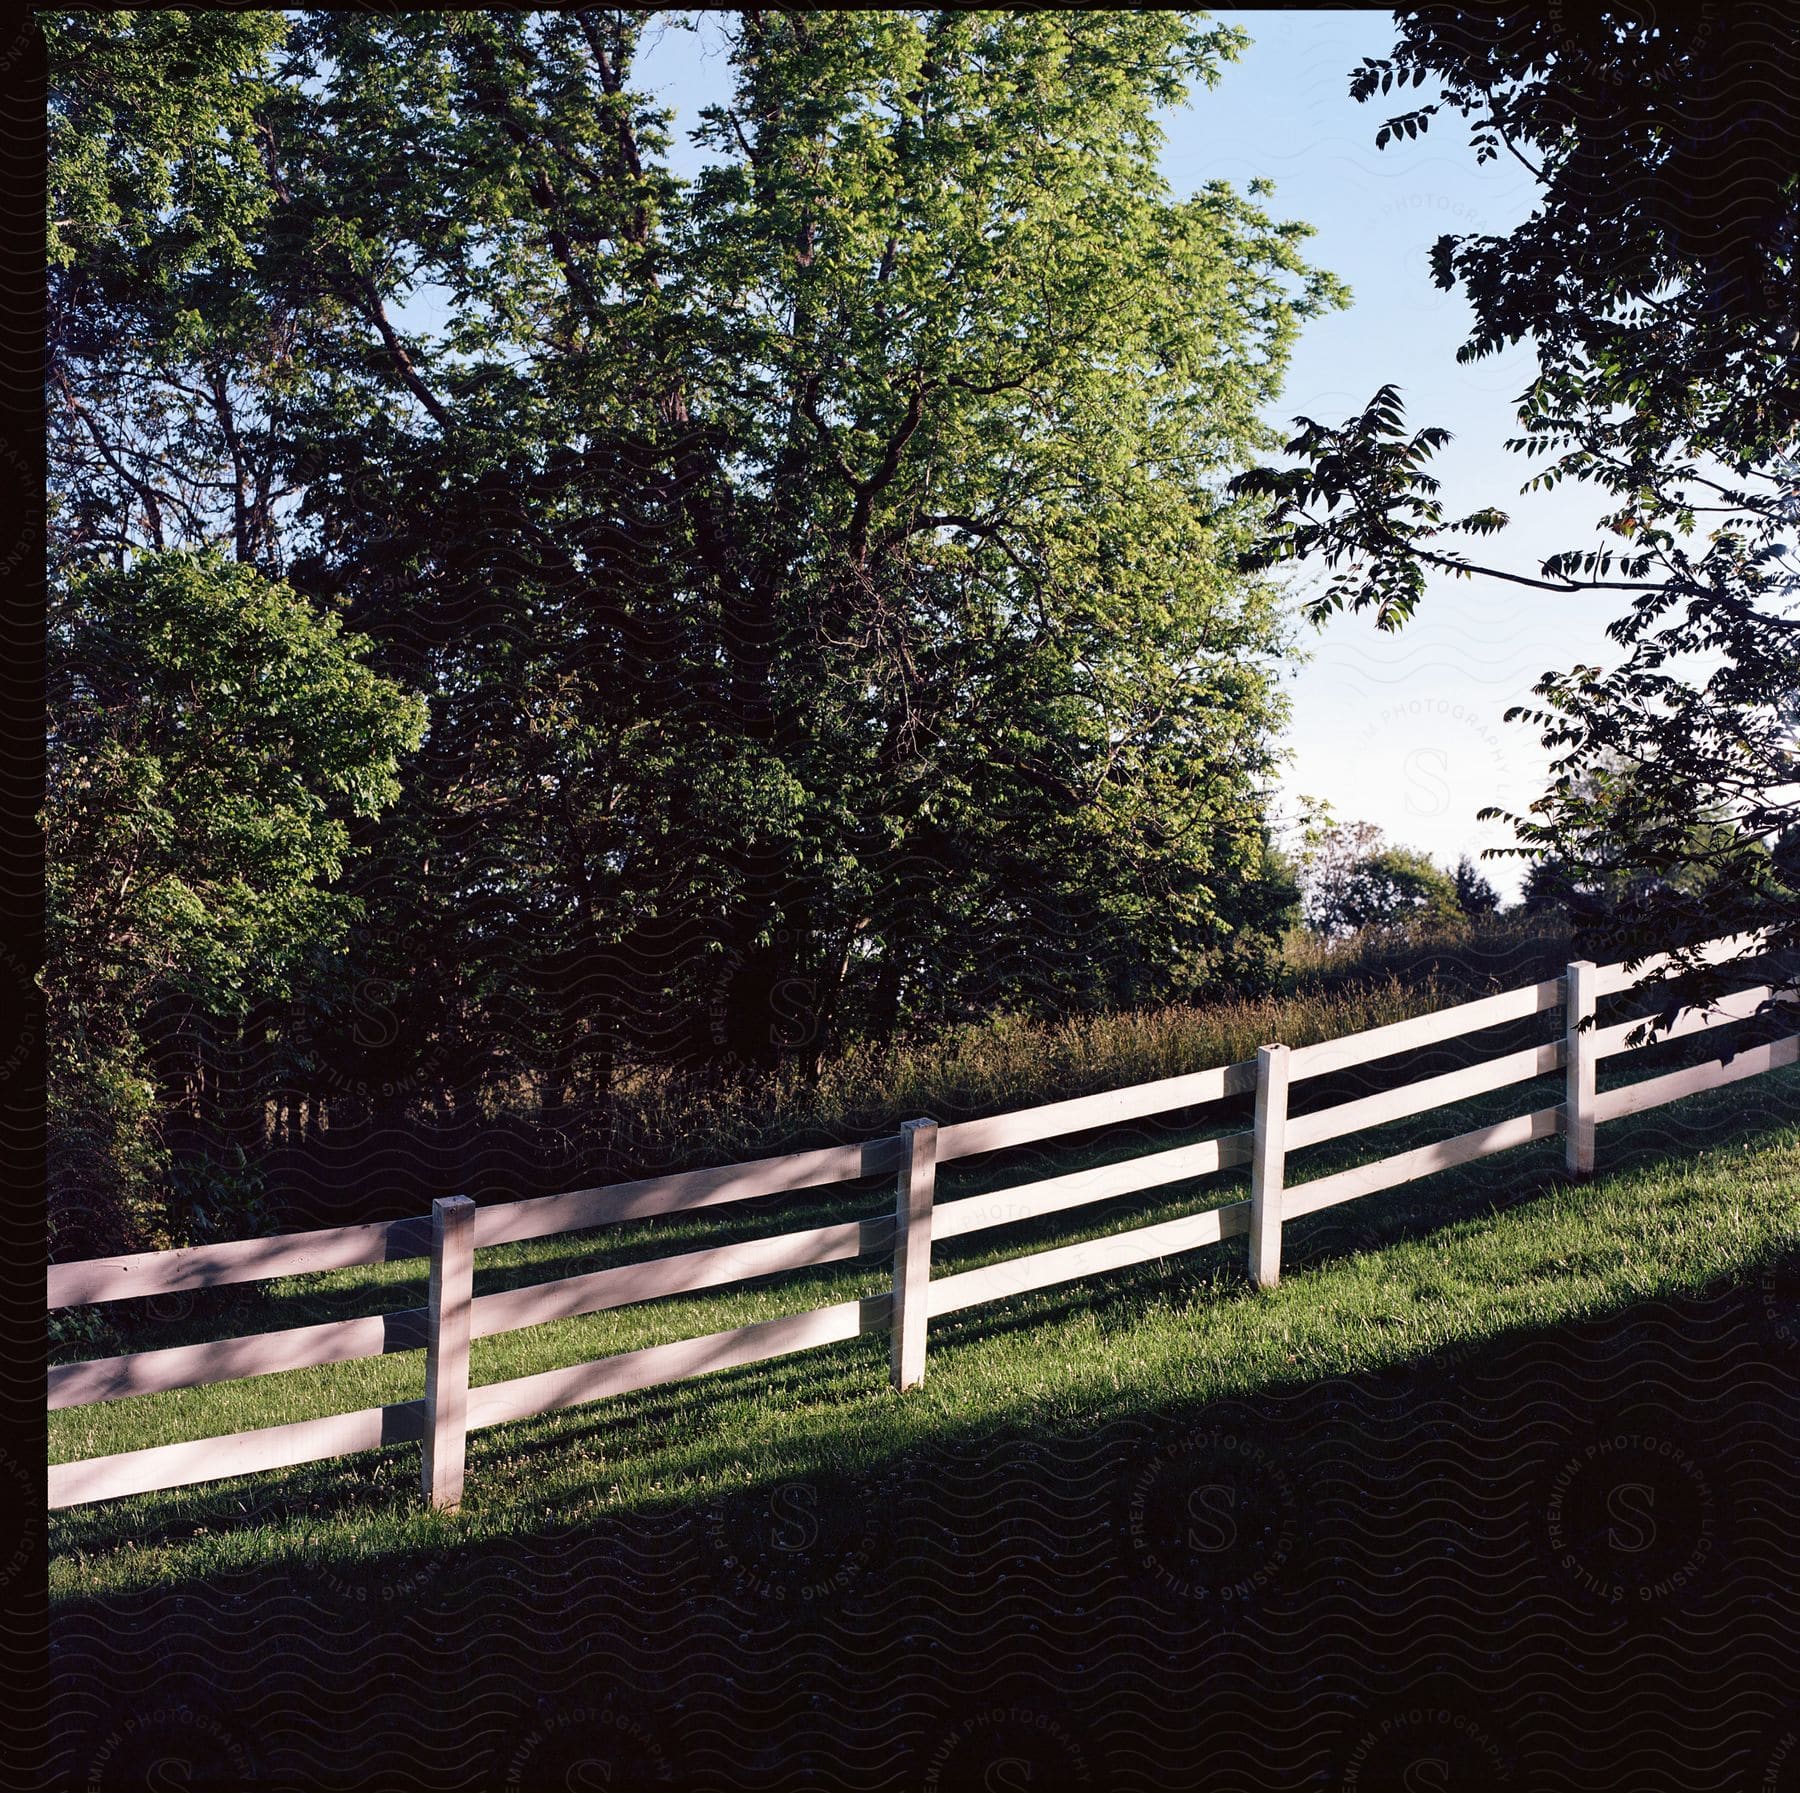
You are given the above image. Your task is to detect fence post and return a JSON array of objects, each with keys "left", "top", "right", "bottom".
[
  {"left": 890, "top": 1118, "right": 938, "bottom": 1392},
  {"left": 422, "top": 1194, "right": 475, "bottom": 1509},
  {"left": 1565, "top": 960, "right": 1598, "bottom": 1177},
  {"left": 1250, "top": 1043, "right": 1290, "bottom": 1291}
]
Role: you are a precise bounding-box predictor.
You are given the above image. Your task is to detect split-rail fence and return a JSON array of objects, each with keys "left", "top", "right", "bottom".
[{"left": 48, "top": 934, "right": 1798, "bottom": 1512}]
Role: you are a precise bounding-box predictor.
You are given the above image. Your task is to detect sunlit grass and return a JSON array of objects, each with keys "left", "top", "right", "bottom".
[{"left": 48, "top": 1050, "right": 1799, "bottom": 1605}]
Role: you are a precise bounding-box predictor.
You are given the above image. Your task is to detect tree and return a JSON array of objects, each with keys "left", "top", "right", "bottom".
[
  {"left": 47, "top": 10, "right": 295, "bottom": 568},
  {"left": 1299, "top": 816, "right": 1459, "bottom": 939},
  {"left": 48, "top": 8, "right": 1345, "bottom": 1168},
  {"left": 1519, "top": 856, "right": 1580, "bottom": 920},
  {"left": 1511, "top": 755, "right": 1761, "bottom": 926},
  {"left": 1342, "top": 846, "right": 1461, "bottom": 936},
  {"left": 1234, "top": 6, "right": 1800, "bottom": 1012},
  {"left": 1297, "top": 813, "right": 1381, "bottom": 939},
  {"left": 46, "top": 551, "right": 425, "bottom": 1253},
  {"left": 1453, "top": 855, "right": 1500, "bottom": 917}
]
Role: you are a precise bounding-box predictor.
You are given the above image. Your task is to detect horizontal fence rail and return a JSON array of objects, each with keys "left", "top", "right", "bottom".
[
  {"left": 1593, "top": 1032, "right": 1799, "bottom": 1124},
  {"left": 1282, "top": 1105, "right": 1565, "bottom": 1220},
  {"left": 47, "top": 1215, "right": 899, "bottom": 1412},
  {"left": 929, "top": 1201, "right": 1252, "bottom": 1319},
  {"left": 46, "top": 1216, "right": 437, "bottom": 1311},
  {"left": 48, "top": 1401, "right": 427, "bottom": 1511},
  {"left": 933, "top": 1059, "right": 1258, "bottom": 1162},
  {"left": 466, "top": 1294, "right": 895, "bottom": 1434},
  {"left": 1285, "top": 975, "right": 1565, "bottom": 1082},
  {"left": 1284, "top": 1040, "right": 1565, "bottom": 1153},
  {"left": 1592, "top": 931, "right": 1770, "bottom": 999},
  {"left": 931, "top": 1132, "right": 1252, "bottom": 1243},
  {"left": 49, "top": 1140, "right": 907, "bottom": 1312},
  {"left": 47, "top": 938, "right": 1798, "bottom": 1512}
]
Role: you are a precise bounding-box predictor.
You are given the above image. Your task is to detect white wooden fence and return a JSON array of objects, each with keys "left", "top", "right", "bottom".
[{"left": 47, "top": 935, "right": 1797, "bottom": 1513}]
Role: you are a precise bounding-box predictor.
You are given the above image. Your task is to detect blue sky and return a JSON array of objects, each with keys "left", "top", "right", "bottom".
[{"left": 627, "top": 10, "right": 1622, "bottom": 897}]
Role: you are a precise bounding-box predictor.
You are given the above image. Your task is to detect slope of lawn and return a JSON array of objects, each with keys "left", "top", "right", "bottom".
[{"left": 47, "top": 1029, "right": 1800, "bottom": 1606}]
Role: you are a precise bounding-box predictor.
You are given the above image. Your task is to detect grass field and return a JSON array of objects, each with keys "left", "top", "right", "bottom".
[
  {"left": 49, "top": 1028, "right": 1800, "bottom": 1607},
  {"left": 47, "top": 973, "right": 1800, "bottom": 1789}
]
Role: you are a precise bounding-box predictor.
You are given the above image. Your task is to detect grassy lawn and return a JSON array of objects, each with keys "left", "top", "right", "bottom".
[{"left": 48, "top": 1032, "right": 1800, "bottom": 1606}]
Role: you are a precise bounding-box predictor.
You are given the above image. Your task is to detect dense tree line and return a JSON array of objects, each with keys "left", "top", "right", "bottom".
[{"left": 47, "top": 11, "right": 1340, "bottom": 1252}]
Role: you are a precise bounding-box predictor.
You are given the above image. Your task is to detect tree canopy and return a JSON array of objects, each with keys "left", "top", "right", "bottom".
[
  {"left": 1298, "top": 813, "right": 1462, "bottom": 940},
  {"left": 46, "top": 9, "right": 1342, "bottom": 1241},
  {"left": 46, "top": 550, "right": 425, "bottom": 1251}
]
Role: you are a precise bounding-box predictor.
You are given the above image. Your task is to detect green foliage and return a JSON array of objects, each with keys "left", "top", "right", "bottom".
[
  {"left": 45, "top": 1039, "right": 163, "bottom": 1261},
  {"left": 1282, "top": 907, "right": 1571, "bottom": 997},
  {"left": 1513, "top": 756, "right": 1768, "bottom": 934},
  {"left": 46, "top": 9, "right": 284, "bottom": 276},
  {"left": 46, "top": 4, "right": 1346, "bottom": 1212},
  {"left": 46, "top": 550, "right": 425, "bottom": 1251},
  {"left": 1519, "top": 855, "right": 1579, "bottom": 920},
  {"left": 1453, "top": 855, "right": 1500, "bottom": 916},
  {"left": 48, "top": 550, "right": 425, "bottom": 1016},
  {"left": 48, "top": 9, "right": 297, "bottom": 566},
  {"left": 1344, "top": 846, "right": 1463, "bottom": 933},
  {"left": 1295, "top": 812, "right": 1460, "bottom": 940},
  {"left": 1231, "top": 383, "right": 1509, "bottom": 632}
]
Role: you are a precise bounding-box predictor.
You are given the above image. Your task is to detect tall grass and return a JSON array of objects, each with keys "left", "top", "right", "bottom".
[
  {"left": 595, "top": 915, "right": 1575, "bottom": 1175},
  {"left": 1280, "top": 910, "right": 1572, "bottom": 992},
  {"left": 141, "top": 915, "right": 1577, "bottom": 1243}
]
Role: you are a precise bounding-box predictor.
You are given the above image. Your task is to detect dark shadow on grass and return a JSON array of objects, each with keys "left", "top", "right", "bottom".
[
  {"left": 47, "top": 1247, "right": 1800, "bottom": 1792},
  {"left": 47, "top": 1063, "right": 1797, "bottom": 1572}
]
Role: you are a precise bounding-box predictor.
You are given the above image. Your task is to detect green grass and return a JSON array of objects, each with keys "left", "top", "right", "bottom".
[{"left": 48, "top": 1029, "right": 1800, "bottom": 1607}]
